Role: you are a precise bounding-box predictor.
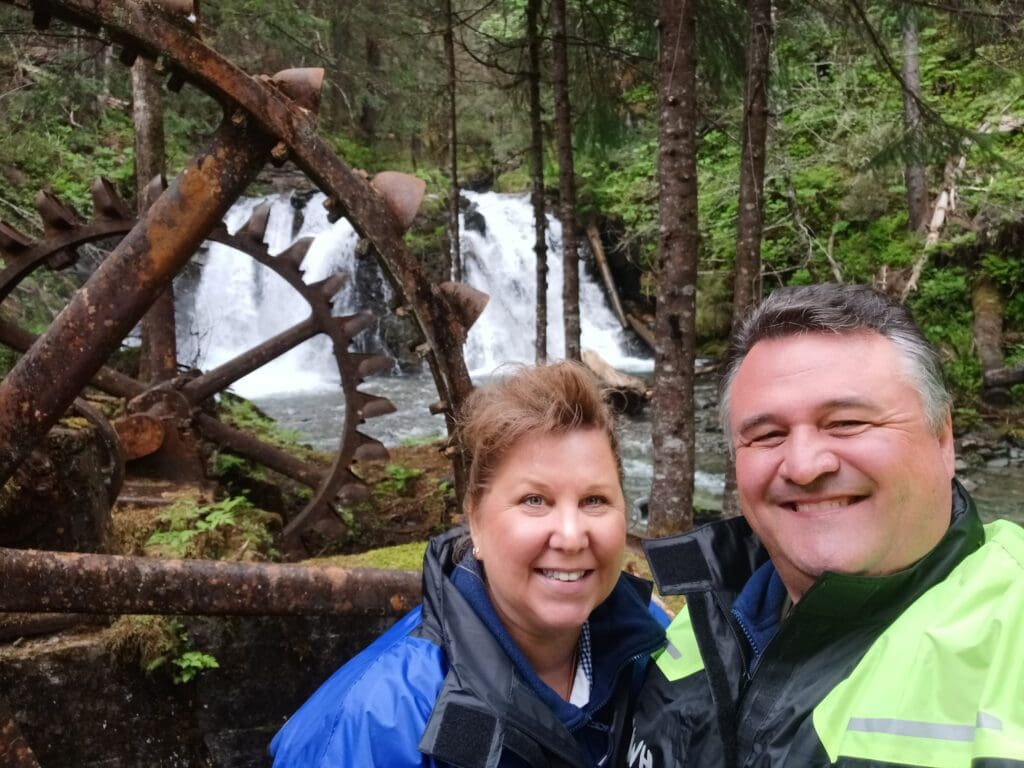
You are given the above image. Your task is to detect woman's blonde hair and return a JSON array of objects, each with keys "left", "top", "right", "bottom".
[{"left": 458, "top": 361, "right": 621, "bottom": 510}]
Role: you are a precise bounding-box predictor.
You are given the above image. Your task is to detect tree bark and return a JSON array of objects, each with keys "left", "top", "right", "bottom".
[
  {"left": 133, "top": 56, "right": 177, "bottom": 383},
  {"left": 443, "top": 0, "right": 462, "bottom": 283},
  {"left": 972, "top": 275, "right": 1009, "bottom": 405},
  {"left": 723, "top": 0, "right": 773, "bottom": 519},
  {"left": 647, "top": 0, "right": 699, "bottom": 537},
  {"left": 902, "top": 11, "right": 929, "bottom": 232},
  {"left": 550, "top": 0, "right": 581, "bottom": 361},
  {"left": 527, "top": 0, "right": 548, "bottom": 363}
]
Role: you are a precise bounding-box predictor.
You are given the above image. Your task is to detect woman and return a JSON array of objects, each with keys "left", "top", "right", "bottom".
[{"left": 270, "top": 362, "right": 667, "bottom": 767}]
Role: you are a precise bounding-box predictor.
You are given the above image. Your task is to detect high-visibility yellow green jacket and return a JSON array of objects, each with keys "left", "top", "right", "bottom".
[{"left": 625, "top": 481, "right": 1024, "bottom": 767}]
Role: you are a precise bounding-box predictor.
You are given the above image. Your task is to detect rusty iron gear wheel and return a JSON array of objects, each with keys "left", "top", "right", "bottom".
[{"left": 0, "top": 181, "right": 396, "bottom": 556}]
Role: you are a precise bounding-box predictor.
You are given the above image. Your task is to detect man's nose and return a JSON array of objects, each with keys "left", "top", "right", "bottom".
[
  {"left": 779, "top": 430, "right": 840, "bottom": 486},
  {"left": 550, "top": 505, "right": 588, "bottom": 551}
]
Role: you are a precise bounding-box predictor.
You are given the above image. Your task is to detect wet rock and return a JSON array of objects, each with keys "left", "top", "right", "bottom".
[
  {"left": 0, "top": 613, "right": 399, "bottom": 767},
  {"left": 985, "top": 457, "right": 1010, "bottom": 469},
  {"left": 462, "top": 202, "right": 486, "bottom": 237},
  {"left": 0, "top": 423, "right": 112, "bottom": 552}
]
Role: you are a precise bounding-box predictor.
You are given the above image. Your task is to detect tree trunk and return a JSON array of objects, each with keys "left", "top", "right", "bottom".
[
  {"left": 647, "top": 0, "right": 699, "bottom": 537},
  {"left": 443, "top": 0, "right": 461, "bottom": 283},
  {"left": 723, "top": 0, "right": 773, "bottom": 518},
  {"left": 133, "top": 57, "right": 176, "bottom": 384},
  {"left": 527, "top": 0, "right": 548, "bottom": 363},
  {"left": 902, "top": 11, "right": 929, "bottom": 232},
  {"left": 550, "top": 0, "right": 581, "bottom": 361},
  {"left": 973, "top": 275, "right": 1009, "bottom": 405},
  {"left": 360, "top": 36, "right": 381, "bottom": 142}
]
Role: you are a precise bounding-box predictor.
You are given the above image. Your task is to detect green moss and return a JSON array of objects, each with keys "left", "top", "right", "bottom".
[{"left": 309, "top": 540, "right": 429, "bottom": 571}]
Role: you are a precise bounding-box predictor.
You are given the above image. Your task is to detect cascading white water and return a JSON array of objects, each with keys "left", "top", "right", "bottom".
[
  {"left": 181, "top": 190, "right": 650, "bottom": 397},
  {"left": 460, "top": 191, "right": 652, "bottom": 376},
  {"left": 178, "top": 192, "right": 362, "bottom": 398}
]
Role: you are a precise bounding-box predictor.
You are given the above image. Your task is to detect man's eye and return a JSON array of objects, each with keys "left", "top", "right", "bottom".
[
  {"left": 829, "top": 420, "right": 868, "bottom": 434},
  {"left": 747, "top": 431, "right": 785, "bottom": 447}
]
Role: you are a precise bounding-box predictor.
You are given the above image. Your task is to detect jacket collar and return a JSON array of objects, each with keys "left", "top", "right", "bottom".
[
  {"left": 417, "top": 526, "right": 665, "bottom": 767},
  {"left": 644, "top": 479, "right": 984, "bottom": 623}
]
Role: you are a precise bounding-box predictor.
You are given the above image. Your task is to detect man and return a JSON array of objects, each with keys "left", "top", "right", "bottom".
[{"left": 626, "top": 283, "right": 1024, "bottom": 767}]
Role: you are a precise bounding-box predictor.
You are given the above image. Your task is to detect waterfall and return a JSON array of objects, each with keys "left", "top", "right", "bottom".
[
  {"left": 178, "top": 193, "right": 366, "bottom": 398},
  {"left": 180, "top": 190, "right": 650, "bottom": 397},
  {"left": 460, "top": 191, "right": 652, "bottom": 375}
]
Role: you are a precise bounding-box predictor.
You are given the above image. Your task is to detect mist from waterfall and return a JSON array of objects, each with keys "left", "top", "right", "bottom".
[{"left": 180, "top": 190, "right": 650, "bottom": 398}]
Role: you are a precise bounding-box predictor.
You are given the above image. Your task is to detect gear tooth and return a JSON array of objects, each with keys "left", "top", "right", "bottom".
[
  {"left": 166, "top": 68, "right": 187, "bottom": 92},
  {"left": 35, "top": 191, "right": 80, "bottom": 234},
  {"left": 143, "top": 175, "right": 167, "bottom": 210},
  {"left": 353, "top": 353, "right": 393, "bottom": 379},
  {"left": 437, "top": 281, "right": 489, "bottom": 335},
  {"left": 118, "top": 47, "right": 139, "bottom": 67},
  {"left": 334, "top": 312, "right": 375, "bottom": 341},
  {"left": 239, "top": 202, "right": 272, "bottom": 244},
  {"left": 275, "top": 237, "right": 312, "bottom": 272},
  {"left": 90, "top": 178, "right": 133, "bottom": 222},
  {"left": 337, "top": 482, "right": 370, "bottom": 504},
  {"left": 353, "top": 391, "right": 396, "bottom": 420},
  {"left": 31, "top": 2, "right": 51, "bottom": 29},
  {"left": 317, "top": 272, "right": 348, "bottom": 301},
  {"left": 369, "top": 171, "right": 426, "bottom": 232},
  {"left": 0, "top": 222, "right": 34, "bottom": 258},
  {"left": 353, "top": 431, "right": 389, "bottom": 462}
]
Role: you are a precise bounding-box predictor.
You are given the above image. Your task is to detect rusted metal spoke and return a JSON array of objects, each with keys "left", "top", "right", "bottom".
[
  {"left": 0, "top": 547, "right": 420, "bottom": 617},
  {"left": 194, "top": 413, "right": 328, "bottom": 489},
  {"left": 181, "top": 316, "right": 320, "bottom": 404}
]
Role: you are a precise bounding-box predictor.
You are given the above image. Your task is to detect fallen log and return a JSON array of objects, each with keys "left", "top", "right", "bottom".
[{"left": 582, "top": 350, "right": 649, "bottom": 415}]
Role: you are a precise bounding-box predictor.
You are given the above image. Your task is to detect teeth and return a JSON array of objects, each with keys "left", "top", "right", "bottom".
[
  {"left": 542, "top": 570, "right": 586, "bottom": 582},
  {"left": 792, "top": 498, "right": 854, "bottom": 513}
]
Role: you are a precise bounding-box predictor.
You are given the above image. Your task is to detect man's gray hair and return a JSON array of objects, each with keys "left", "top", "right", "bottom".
[{"left": 719, "top": 283, "right": 951, "bottom": 439}]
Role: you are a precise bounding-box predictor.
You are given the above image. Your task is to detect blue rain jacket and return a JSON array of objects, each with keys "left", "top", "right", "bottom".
[{"left": 270, "top": 527, "right": 667, "bottom": 767}]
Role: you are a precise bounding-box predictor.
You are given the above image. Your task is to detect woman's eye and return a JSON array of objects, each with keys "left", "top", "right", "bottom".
[
  {"left": 583, "top": 495, "right": 607, "bottom": 506},
  {"left": 522, "top": 494, "right": 545, "bottom": 507}
]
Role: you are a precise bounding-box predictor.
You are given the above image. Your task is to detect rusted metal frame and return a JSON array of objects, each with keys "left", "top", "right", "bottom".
[
  {"left": 0, "top": 547, "right": 421, "bottom": 617},
  {"left": 24, "top": 0, "right": 475, "bottom": 499},
  {"left": 0, "top": 115, "right": 279, "bottom": 485},
  {"left": 0, "top": 697, "right": 40, "bottom": 768}
]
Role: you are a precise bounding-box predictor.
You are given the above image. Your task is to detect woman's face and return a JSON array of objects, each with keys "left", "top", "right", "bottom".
[{"left": 469, "top": 428, "right": 626, "bottom": 653}]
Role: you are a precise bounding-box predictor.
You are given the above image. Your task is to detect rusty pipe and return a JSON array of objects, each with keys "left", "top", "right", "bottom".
[
  {"left": 0, "top": 547, "right": 421, "bottom": 616},
  {"left": 0, "top": 113, "right": 281, "bottom": 484}
]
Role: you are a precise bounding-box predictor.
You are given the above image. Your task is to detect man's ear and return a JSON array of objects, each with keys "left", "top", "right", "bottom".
[{"left": 938, "top": 410, "right": 956, "bottom": 480}]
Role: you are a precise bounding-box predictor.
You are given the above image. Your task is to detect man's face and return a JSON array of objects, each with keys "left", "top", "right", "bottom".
[{"left": 729, "top": 331, "right": 956, "bottom": 601}]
